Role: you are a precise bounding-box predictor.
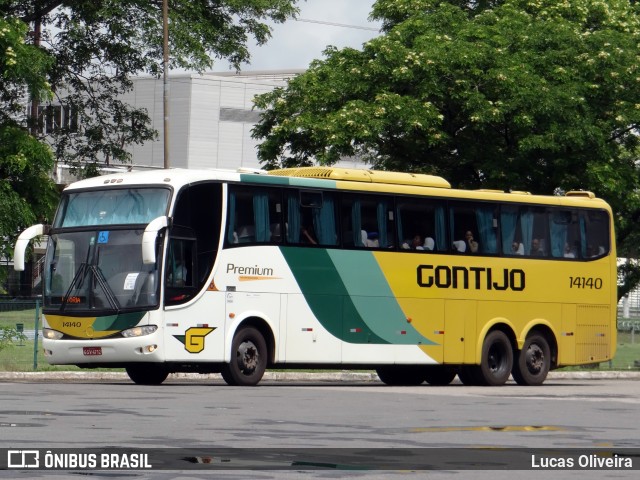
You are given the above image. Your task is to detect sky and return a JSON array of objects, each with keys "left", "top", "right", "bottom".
[{"left": 213, "top": 0, "right": 381, "bottom": 72}]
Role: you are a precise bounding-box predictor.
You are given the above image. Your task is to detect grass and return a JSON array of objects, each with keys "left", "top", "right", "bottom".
[{"left": 0, "top": 308, "right": 40, "bottom": 330}]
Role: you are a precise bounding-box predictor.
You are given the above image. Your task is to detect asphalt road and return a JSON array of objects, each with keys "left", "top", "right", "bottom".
[{"left": 1, "top": 372, "right": 639, "bottom": 480}]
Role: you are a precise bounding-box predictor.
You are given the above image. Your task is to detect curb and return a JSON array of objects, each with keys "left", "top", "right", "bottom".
[{"left": 0, "top": 370, "right": 639, "bottom": 383}]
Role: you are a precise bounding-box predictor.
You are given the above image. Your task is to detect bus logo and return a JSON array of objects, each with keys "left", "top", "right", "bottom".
[{"left": 173, "top": 327, "right": 216, "bottom": 354}]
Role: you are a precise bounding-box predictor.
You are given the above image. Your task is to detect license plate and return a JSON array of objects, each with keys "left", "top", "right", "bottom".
[{"left": 83, "top": 346, "right": 102, "bottom": 356}]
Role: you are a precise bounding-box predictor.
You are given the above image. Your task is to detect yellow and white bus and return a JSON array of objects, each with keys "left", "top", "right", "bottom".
[{"left": 14, "top": 167, "right": 616, "bottom": 386}]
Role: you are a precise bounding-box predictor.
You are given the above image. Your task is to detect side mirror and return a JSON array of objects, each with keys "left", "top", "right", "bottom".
[
  {"left": 142, "top": 216, "right": 169, "bottom": 264},
  {"left": 14, "top": 224, "right": 45, "bottom": 271}
]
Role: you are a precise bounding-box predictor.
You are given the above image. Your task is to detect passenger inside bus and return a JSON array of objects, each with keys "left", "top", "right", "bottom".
[
  {"left": 465, "top": 230, "right": 479, "bottom": 253},
  {"left": 452, "top": 240, "right": 466, "bottom": 253},
  {"left": 530, "top": 238, "right": 545, "bottom": 256},
  {"left": 423, "top": 237, "right": 435, "bottom": 251},
  {"left": 402, "top": 234, "right": 424, "bottom": 250},
  {"left": 301, "top": 225, "right": 317, "bottom": 245},
  {"left": 564, "top": 242, "right": 576, "bottom": 258},
  {"left": 364, "top": 231, "right": 380, "bottom": 248},
  {"left": 511, "top": 242, "right": 524, "bottom": 255}
]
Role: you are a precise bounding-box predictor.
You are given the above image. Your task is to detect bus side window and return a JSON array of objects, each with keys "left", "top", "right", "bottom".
[
  {"left": 549, "top": 209, "right": 580, "bottom": 259},
  {"left": 450, "top": 202, "right": 497, "bottom": 255},
  {"left": 342, "top": 194, "right": 393, "bottom": 249},
  {"left": 286, "top": 189, "right": 337, "bottom": 246},
  {"left": 396, "top": 198, "right": 446, "bottom": 252},
  {"left": 501, "top": 205, "right": 549, "bottom": 258},
  {"left": 226, "top": 186, "right": 282, "bottom": 246},
  {"left": 166, "top": 237, "right": 195, "bottom": 288},
  {"left": 169, "top": 182, "right": 221, "bottom": 304},
  {"left": 581, "top": 210, "right": 610, "bottom": 259}
]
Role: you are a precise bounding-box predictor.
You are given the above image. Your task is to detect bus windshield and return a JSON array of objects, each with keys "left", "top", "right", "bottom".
[
  {"left": 44, "top": 229, "right": 160, "bottom": 313},
  {"left": 54, "top": 188, "right": 170, "bottom": 227}
]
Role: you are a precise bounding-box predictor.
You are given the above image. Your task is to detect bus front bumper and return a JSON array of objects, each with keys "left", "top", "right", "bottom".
[{"left": 42, "top": 333, "right": 164, "bottom": 365}]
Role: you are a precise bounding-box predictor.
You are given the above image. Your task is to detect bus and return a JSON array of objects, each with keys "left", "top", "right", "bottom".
[{"left": 14, "top": 167, "right": 616, "bottom": 386}]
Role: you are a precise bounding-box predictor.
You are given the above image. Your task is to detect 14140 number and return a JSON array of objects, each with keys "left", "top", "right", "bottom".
[{"left": 569, "top": 276, "right": 602, "bottom": 289}]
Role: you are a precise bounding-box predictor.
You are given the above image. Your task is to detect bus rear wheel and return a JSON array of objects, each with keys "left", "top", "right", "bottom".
[
  {"left": 423, "top": 366, "right": 457, "bottom": 386},
  {"left": 125, "top": 364, "right": 169, "bottom": 385},
  {"left": 221, "top": 327, "right": 267, "bottom": 386},
  {"left": 512, "top": 333, "right": 551, "bottom": 386},
  {"left": 376, "top": 366, "right": 425, "bottom": 386},
  {"left": 478, "top": 330, "right": 513, "bottom": 386}
]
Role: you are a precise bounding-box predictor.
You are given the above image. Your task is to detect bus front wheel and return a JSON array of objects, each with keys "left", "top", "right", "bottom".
[
  {"left": 478, "top": 330, "right": 513, "bottom": 386},
  {"left": 512, "top": 333, "right": 551, "bottom": 386},
  {"left": 125, "top": 364, "right": 169, "bottom": 385},
  {"left": 221, "top": 327, "right": 267, "bottom": 386}
]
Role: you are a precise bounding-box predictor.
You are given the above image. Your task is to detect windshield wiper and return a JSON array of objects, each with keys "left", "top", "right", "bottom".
[
  {"left": 90, "top": 265, "right": 120, "bottom": 313},
  {"left": 60, "top": 262, "right": 87, "bottom": 312}
]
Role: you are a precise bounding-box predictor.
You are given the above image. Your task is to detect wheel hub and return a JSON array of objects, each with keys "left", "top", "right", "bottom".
[
  {"left": 237, "top": 341, "right": 258, "bottom": 373},
  {"left": 526, "top": 345, "right": 544, "bottom": 373}
]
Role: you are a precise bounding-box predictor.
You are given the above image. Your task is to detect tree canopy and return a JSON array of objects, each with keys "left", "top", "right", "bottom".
[
  {"left": 0, "top": 15, "right": 58, "bottom": 266},
  {"left": 252, "top": 0, "right": 640, "bottom": 299},
  {"left": 1, "top": 0, "right": 300, "bottom": 171}
]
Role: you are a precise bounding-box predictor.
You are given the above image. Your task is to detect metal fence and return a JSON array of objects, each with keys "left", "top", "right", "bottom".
[
  {"left": 0, "top": 299, "right": 41, "bottom": 371},
  {"left": 0, "top": 299, "right": 639, "bottom": 371}
]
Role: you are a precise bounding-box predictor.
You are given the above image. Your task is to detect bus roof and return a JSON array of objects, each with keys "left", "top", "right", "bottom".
[{"left": 62, "top": 167, "right": 609, "bottom": 210}]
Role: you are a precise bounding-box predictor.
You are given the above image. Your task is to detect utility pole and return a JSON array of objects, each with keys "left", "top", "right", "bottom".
[
  {"left": 30, "top": 12, "right": 42, "bottom": 136},
  {"left": 162, "top": 0, "right": 170, "bottom": 169}
]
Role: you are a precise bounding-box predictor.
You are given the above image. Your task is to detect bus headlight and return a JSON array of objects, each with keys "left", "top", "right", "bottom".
[
  {"left": 121, "top": 325, "right": 158, "bottom": 338},
  {"left": 43, "top": 328, "right": 63, "bottom": 340}
]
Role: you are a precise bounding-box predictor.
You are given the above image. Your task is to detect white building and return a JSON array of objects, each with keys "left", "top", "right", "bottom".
[
  {"left": 124, "top": 70, "right": 294, "bottom": 170},
  {"left": 104, "top": 70, "right": 362, "bottom": 172}
]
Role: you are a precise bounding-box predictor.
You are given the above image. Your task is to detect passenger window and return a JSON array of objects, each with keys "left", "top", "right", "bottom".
[
  {"left": 396, "top": 198, "right": 446, "bottom": 252},
  {"left": 285, "top": 189, "right": 338, "bottom": 246},
  {"left": 501, "top": 205, "right": 549, "bottom": 257},
  {"left": 450, "top": 202, "right": 497, "bottom": 254},
  {"left": 226, "top": 186, "right": 282, "bottom": 246},
  {"left": 549, "top": 209, "right": 580, "bottom": 259},
  {"left": 342, "top": 194, "right": 393, "bottom": 248},
  {"left": 581, "top": 210, "right": 609, "bottom": 258}
]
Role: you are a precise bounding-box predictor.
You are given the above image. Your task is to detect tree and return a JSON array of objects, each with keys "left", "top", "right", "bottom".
[
  {"left": 253, "top": 0, "right": 640, "bottom": 299},
  {"left": 1, "top": 15, "right": 59, "bottom": 288},
  {"left": 1, "top": 0, "right": 300, "bottom": 173}
]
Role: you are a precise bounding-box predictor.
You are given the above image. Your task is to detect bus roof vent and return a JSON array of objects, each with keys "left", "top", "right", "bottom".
[
  {"left": 476, "top": 189, "right": 531, "bottom": 195},
  {"left": 566, "top": 190, "right": 596, "bottom": 199},
  {"left": 269, "top": 167, "right": 451, "bottom": 189}
]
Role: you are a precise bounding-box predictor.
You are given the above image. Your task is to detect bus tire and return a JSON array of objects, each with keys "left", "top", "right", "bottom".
[
  {"left": 478, "top": 330, "right": 513, "bottom": 386},
  {"left": 221, "top": 327, "right": 267, "bottom": 386},
  {"left": 376, "top": 366, "right": 425, "bottom": 386},
  {"left": 423, "top": 366, "right": 457, "bottom": 386},
  {"left": 125, "top": 364, "right": 169, "bottom": 385},
  {"left": 512, "top": 333, "right": 551, "bottom": 386},
  {"left": 457, "top": 365, "right": 485, "bottom": 386}
]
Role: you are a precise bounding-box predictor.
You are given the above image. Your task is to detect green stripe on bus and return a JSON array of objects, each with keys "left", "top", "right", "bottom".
[
  {"left": 240, "top": 174, "right": 337, "bottom": 189},
  {"left": 279, "top": 247, "right": 388, "bottom": 344},
  {"left": 327, "top": 250, "right": 436, "bottom": 345},
  {"left": 92, "top": 312, "right": 146, "bottom": 332}
]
